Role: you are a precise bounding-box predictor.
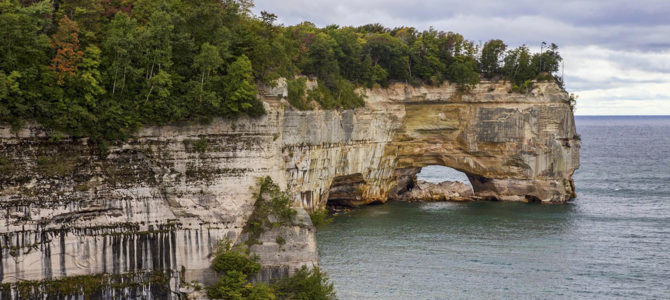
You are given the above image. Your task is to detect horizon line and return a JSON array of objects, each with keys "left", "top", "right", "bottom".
[{"left": 575, "top": 115, "right": 670, "bottom": 117}]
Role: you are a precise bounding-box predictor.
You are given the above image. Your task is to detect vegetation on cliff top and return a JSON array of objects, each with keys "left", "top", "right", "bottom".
[{"left": 0, "top": 0, "right": 562, "bottom": 146}]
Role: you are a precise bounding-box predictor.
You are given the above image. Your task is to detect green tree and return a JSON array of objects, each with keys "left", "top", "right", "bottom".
[
  {"left": 54, "top": 0, "right": 104, "bottom": 42},
  {"left": 223, "top": 55, "right": 257, "bottom": 115},
  {"left": 0, "top": 71, "right": 22, "bottom": 124},
  {"left": 193, "top": 42, "right": 224, "bottom": 101},
  {"left": 210, "top": 244, "right": 261, "bottom": 277},
  {"left": 78, "top": 45, "right": 105, "bottom": 108},
  {"left": 503, "top": 45, "right": 536, "bottom": 90},
  {"left": 0, "top": 0, "right": 562, "bottom": 145},
  {"left": 365, "top": 33, "right": 410, "bottom": 81},
  {"left": 408, "top": 28, "right": 448, "bottom": 85},
  {"left": 140, "top": 11, "right": 174, "bottom": 105},
  {"left": 287, "top": 77, "right": 310, "bottom": 110},
  {"left": 207, "top": 242, "right": 277, "bottom": 300},
  {"left": 447, "top": 56, "right": 480, "bottom": 91},
  {"left": 302, "top": 32, "right": 339, "bottom": 84},
  {"left": 102, "top": 12, "right": 139, "bottom": 97},
  {"left": 532, "top": 42, "right": 562, "bottom": 75},
  {"left": 480, "top": 39, "right": 507, "bottom": 78},
  {"left": 0, "top": 0, "right": 51, "bottom": 72},
  {"left": 272, "top": 266, "right": 336, "bottom": 300},
  {"left": 329, "top": 28, "right": 365, "bottom": 82}
]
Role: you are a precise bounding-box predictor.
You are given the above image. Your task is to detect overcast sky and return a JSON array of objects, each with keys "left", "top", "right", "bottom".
[{"left": 253, "top": 0, "right": 670, "bottom": 115}]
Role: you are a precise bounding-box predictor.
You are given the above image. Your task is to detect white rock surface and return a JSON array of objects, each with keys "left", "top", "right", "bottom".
[{"left": 0, "top": 81, "right": 579, "bottom": 296}]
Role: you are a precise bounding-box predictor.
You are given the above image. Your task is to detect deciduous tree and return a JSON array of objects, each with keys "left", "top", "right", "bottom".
[{"left": 50, "top": 16, "right": 84, "bottom": 85}]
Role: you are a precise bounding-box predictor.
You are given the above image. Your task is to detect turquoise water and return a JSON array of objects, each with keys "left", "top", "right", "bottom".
[{"left": 316, "top": 116, "right": 670, "bottom": 299}]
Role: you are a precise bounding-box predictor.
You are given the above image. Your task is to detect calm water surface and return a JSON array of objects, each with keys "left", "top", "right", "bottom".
[{"left": 316, "top": 116, "right": 670, "bottom": 299}]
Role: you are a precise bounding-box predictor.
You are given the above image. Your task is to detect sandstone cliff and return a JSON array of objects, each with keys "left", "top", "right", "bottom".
[{"left": 0, "top": 81, "right": 579, "bottom": 298}]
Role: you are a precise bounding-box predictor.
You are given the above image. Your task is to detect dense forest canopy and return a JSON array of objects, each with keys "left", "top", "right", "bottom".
[{"left": 0, "top": 0, "right": 563, "bottom": 146}]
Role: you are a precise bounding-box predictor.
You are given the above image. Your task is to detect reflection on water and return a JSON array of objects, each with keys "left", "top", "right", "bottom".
[{"left": 317, "top": 117, "right": 670, "bottom": 299}]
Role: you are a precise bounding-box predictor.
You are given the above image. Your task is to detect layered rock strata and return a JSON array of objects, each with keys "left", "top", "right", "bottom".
[{"left": 0, "top": 81, "right": 579, "bottom": 298}]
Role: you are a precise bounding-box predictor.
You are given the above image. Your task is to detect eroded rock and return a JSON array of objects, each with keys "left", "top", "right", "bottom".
[
  {"left": 396, "top": 180, "right": 475, "bottom": 202},
  {"left": 0, "top": 81, "right": 579, "bottom": 297}
]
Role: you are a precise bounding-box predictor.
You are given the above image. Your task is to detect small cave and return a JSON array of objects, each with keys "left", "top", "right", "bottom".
[
  {"left": 324, "top": 173, "right": 371, "bottom": 210},
  {"left": 395, "top": 165, "right": 476, "bottom": 202},
  {"left": 525, "top": 195, "right": 542, "bottom": 203}
]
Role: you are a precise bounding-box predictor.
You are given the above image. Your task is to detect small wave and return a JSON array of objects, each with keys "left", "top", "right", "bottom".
[{"left": 420, "top": 202, "right": 463, "bottom": 211}]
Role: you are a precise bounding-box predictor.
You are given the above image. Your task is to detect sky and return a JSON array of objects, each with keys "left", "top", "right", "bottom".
[{"left": 252, "top": 0, "right": 670, "bottom": 115}]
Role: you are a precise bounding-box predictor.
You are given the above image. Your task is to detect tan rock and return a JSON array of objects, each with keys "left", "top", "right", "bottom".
[
  {"left": 0, "top": 80, "right": 579, "bottom": 295},
  {"left": 397, "top": 180, "right": 474, "bottom": 202}
]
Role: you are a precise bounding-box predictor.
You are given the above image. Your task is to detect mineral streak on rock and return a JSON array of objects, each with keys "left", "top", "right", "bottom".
[{"left": 0, "top": 80, "right": 579, "bottom": 297}]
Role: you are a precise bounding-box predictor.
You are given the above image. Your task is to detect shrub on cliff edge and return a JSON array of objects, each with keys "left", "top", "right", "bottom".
[
  {"left": 244, "top": 176, "right": 297, "bottom": 245},
  {"left": 309, "top": 209, "right": 333, "bottom": 228},
  {"left": 273, "top": 266, "right": 336, "bottom": 300}
]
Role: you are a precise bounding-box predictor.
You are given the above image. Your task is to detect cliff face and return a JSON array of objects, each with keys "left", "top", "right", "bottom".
[{"left": 0, "top": 81, "right": 579, "bottom": 298}]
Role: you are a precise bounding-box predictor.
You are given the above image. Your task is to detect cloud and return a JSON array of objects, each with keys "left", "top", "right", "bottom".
[
  {"left": 559, "top": 46, "right": 670, "bottom": 114},
  {"left": 252, "top": 0, "right": 670, "bottom": 115}
]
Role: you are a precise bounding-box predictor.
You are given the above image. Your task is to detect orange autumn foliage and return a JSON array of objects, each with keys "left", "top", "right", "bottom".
[{"left": 51, "top": 16, "right": 83, "bottom": 85}]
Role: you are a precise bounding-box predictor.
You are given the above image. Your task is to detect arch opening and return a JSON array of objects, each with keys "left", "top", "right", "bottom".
[
  {"left": 392, "top": 165, "right": 476, "bottom": 202},
  {"left": 417, "top": 165, "right": 473, "bottom": 188}
]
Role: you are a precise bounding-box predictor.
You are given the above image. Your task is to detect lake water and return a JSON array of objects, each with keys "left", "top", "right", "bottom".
[{"left": 316, "top": 116, "right": 670, "bottom": 299}]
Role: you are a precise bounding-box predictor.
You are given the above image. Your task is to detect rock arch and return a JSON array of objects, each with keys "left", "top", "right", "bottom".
[{"left": 287, "top": 82, "right": 581, "bottom": 209}]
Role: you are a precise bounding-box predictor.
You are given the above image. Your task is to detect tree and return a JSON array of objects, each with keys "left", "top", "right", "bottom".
[
  {"left": 0, "top": 0, "right": 563, "bottom": 145},
  {"left": 409, "top": 29, "right": 448, "bottom": 85},
  {"left": 0, "top": 0, "right": 51, "bottom": 72},
  {"left": 51, "top": 16, "right": 84, "bottom": 85},
  {"left": 139, "top": 10, "right": 174, "bottom": 117},
  {"left": 223, "top": 55, "right": 257, "bottom": 114},
  {"left": 193, "top": 42, "right": 224, "bottom": 101},
  {"left": 54, "top": 0, "right": 104, "bottom": 42},
  {"left": 329, "top": 28, "right": 365, "bottom": 83},
  {"left": 447, "top": 56, "right": 480, "bottom": 91},
  {"left": 272, "top": 266, "right": 336, "bottom": 300},
  {"left": 532, "top": 43, "right": 562, "bottom": 74},
  {"left": 287, "top": 77, "right": 309, "bottom": 110},
  {"left": 503, "top": 45, "right": 538, "bottom": 92},
  {"left": 207, "top": 242, "right": 277, "bottom": 300},
  {"left": 480, "top": 39, "right": 507, "bottom": 78},
  {"left": 78, "top": 45, "right": 105, "bottom": 107},
  {"left": 364, "top": 33, "right": 410, "bottom": 81},
  {"left": 302, "top": 32, "right": 339, "bottom": 84},
  {"left": 503, "top": 46, "right": 535, "bottom": 84},
  {"left": 102, "top": 12, "right": 139, "bottom": 97}
]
